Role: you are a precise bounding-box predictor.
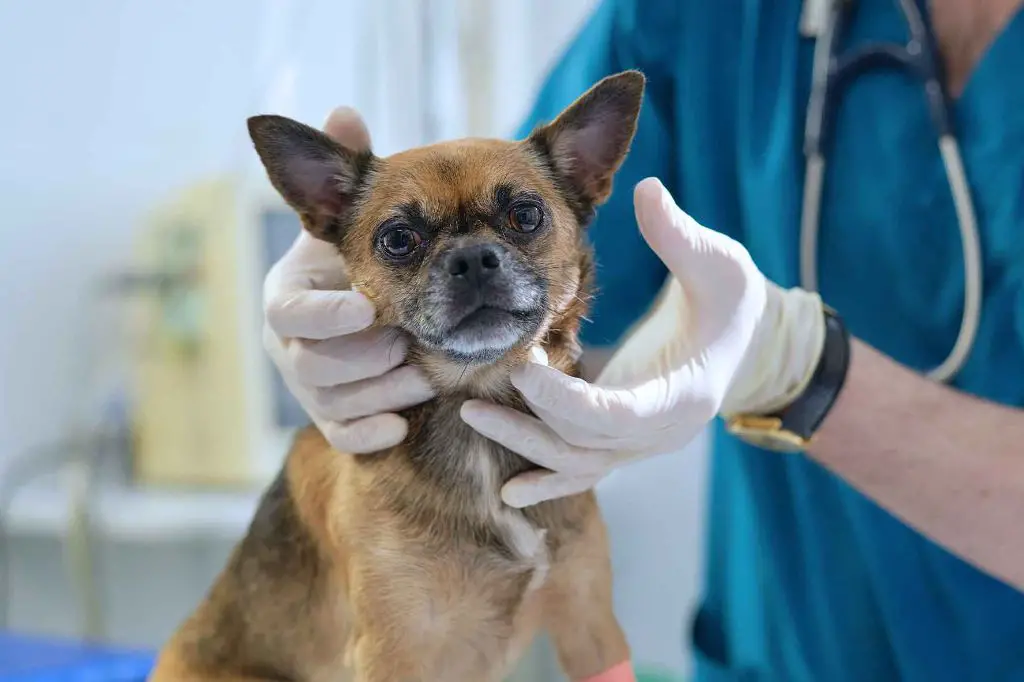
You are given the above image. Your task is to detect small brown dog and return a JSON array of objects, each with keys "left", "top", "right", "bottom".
[{"left": 149, "top": 70, "right": 645, "bottom": 682}]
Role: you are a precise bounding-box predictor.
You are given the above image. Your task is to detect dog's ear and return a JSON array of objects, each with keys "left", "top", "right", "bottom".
[
  {"left": 247, "top": 114, "right": 374, "bottom": 242},
  {"left": 529, "top": 70, "right": 645, "bottom": 209}
]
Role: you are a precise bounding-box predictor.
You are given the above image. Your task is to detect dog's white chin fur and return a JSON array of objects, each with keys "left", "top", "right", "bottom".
[{"left": 442, "top": 325, "right": 523, "bottom": 358}]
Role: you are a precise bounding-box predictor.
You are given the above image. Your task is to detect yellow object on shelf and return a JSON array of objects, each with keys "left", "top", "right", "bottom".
[{"left": 131, "top": 178, "right": 258, "bottom": 489}]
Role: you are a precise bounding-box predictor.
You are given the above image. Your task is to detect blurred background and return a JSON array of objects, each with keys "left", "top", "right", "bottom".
[{"left": 0, "top": 1, "right": 707, "bottom": 679}]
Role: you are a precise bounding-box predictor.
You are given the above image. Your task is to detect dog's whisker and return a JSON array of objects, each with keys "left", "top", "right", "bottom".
[{"left": 456, "top": 361, "right": 472, "bottom": 386}]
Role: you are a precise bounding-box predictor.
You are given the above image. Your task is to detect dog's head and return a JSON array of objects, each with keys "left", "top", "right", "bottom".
[{"left": 248, "top": 71, "right": 643, "bottom": 380}]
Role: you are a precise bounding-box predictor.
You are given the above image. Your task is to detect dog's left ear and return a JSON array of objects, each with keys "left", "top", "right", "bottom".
[
  {"left": 247, "top": 114, "right": 374, "bottom": 243},
  {"left": 529, "top": 70, "right": 645, "bottom": 208}
]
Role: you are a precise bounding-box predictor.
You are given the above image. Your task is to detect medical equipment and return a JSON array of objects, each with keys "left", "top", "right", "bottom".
[{"left": 800, "top": 0, "right": 983, "bottom": 383}]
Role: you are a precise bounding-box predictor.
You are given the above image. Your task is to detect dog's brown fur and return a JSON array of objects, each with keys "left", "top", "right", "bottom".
[{"left": 150, "top": 71, "right": 645, "bottom": 682}]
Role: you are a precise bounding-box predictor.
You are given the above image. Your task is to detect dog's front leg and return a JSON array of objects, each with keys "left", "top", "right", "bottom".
[
  {"left": 348, "top": 633, "right": 392, "bottom": 682},
  {"left": 541, "top": 516, "right": 634, "bottom": 682},
  {"left": 348, "top": 631, "right": 428, "bottom": 682},
  {"left": 346, "top": 574, "right": 426, "bottom": 682}
]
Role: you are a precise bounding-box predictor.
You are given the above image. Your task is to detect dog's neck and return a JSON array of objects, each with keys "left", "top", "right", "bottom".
[
  {"left": 360, "top": 250, "right": 594, "bottom": 560},
  {"left": 395, "top": 276, "right": 589, "bottom": 507},
  {"left": 413, "top": 329, "right": 582, "bottom": 403}
]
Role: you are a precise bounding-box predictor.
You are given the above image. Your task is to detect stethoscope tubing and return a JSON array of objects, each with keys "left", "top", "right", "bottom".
[{"left": 799, "top": 0, "right": 983, "bottom": 383}]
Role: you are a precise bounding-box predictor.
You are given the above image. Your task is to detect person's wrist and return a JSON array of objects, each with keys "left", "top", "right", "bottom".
[{"left": 719, "top": 281, "right": 827, "bottom": 415}]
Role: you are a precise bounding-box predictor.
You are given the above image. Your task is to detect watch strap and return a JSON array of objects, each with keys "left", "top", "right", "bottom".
[
  {"left": 770, "top": 305, "right": 851, "bottom": 440},
  {"left": 724, "top": 305, "right": 851, "bottom": 451}
]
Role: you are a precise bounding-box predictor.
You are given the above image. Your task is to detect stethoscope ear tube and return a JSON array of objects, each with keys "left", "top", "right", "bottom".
[{"left": 802, "top": 0, "right": 845, "bottom": 159}]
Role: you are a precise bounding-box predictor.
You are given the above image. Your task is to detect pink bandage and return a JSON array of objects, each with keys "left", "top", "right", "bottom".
[{"left": 578, "top": 660, "right": 636, "bottom": 682}]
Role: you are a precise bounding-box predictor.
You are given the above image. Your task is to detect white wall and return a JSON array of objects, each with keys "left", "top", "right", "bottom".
[
  {"left": 0, "top": 0, "right": 601, "bottom": 468},
  {"left": 0, "top": 0, "right": 383, "bottom": 469},
  {"left": 1, "top": 1, "right": 706, "bottom": 677}
]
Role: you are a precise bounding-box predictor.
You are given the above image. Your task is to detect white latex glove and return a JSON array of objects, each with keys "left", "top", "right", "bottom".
[
  {"left": 263, "top": 108, "right": 435, "bottom": 453},
  {"left": 460, "top": 177, "right": 826, "bottom": 507}
]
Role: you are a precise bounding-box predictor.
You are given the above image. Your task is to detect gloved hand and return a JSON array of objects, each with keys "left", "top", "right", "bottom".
[
  {"left": 460, "top": 177, "right": 827, "bottom": 507},
  {"left": 263, "top": 107, "right": 435, "bottom": 453}
]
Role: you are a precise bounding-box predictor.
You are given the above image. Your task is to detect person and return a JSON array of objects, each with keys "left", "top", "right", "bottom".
[{"left": 261, "top": 0, "right": 1024, "bottom": 679}]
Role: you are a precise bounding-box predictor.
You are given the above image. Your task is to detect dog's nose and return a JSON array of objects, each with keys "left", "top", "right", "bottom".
[{"left": 445, "top": 244, "right": 504, "bottom": 285}]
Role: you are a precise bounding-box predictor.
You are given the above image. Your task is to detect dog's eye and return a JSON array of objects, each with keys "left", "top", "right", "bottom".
[
  {"left": 509, "top": 204, "right": 542, "bottom": 233},
  {"left": 379, "top": 226, "right": 422, "bottom": 258}
]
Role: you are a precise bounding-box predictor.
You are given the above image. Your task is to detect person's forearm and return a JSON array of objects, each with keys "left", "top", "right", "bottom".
[{"left": 809, "top": 339, "right": 1024, "bottom": 590}]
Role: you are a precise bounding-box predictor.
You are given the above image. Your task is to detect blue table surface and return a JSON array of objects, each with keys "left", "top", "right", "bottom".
[{"left": 0, "top": 633, "right": 154, "bottom": 682}]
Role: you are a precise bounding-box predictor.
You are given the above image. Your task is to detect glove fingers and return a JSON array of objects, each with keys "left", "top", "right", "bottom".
[
  {"left": 460, "top": 400, "right": 579, "bottom": 471},
  {"left": 510, "top": 362, "right": 645, "bottom": 429},
  {"left": 322, "top": 106, "right": 372, "bottom": 151},
  {"left": 634, "top": 178, "right": 766, "bottom": 375},
  {"left": 501, "top": 470, "right": 600, "bottom": 508},
  {"left": 312, "top": 365, "right": 435, "bottom": 422},
  {"left": 263, "top": 230, "right": 373, "bottom": 339},
  {"left": 267, "top": 288, "right": 376, "bottom": 340},
  {"left": 519, "top": 390, "right": 700, "bottom": 476},
  {"left": 461, "top": 400, "right": 623, "bottom": 476},
  {"left": 525, "top": 400, "right": 638, "bottom": 449},
  {"left": 520, "top": 401, "right": 682, "bottom": 461},
  {"left": 634, "top": 178, "right": 749, "bottom": 308},
  {"left": 288, "top": 327, "right": 411, "bottom": 387},
  {"left": 319, "top": 413, "right": 410, "bottom": 455}
]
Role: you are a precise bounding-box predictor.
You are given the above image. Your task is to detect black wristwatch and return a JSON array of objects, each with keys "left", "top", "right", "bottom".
[{"left": 724, "top": 305, "right": 851, "bottom": 453}]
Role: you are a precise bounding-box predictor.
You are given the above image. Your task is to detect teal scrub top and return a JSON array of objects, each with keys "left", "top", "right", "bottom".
[{"left": 517, "top": 1, "right": 1024, "bottom": 680}]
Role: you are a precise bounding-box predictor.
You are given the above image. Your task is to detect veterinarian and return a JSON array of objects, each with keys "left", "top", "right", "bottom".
[{"left": 261, "top": 0, "right": 1024, "bottom": 679}]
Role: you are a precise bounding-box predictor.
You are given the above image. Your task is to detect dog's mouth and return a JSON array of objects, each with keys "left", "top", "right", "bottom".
[
  {"left": 426, "top": 302, "right": 546, "bottom": 364},
  {"left": 451, "top": 304, "right": 536, "bottom": 333}
]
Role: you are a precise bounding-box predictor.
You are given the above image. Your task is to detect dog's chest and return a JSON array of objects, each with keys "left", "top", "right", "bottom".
[
  {"left": 414, "top": 403, "right": 549, "bottom": 573},
  {"left": 362, "top": 415, "right": 553, "bottom": 680},
  {"left": 466, "top": 436, "right": 549, "bottom": 575}
]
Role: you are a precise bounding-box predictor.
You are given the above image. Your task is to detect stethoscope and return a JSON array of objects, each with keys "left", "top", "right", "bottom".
[{"left": 799, "top": 0, "right": 983, "bottom": 382}]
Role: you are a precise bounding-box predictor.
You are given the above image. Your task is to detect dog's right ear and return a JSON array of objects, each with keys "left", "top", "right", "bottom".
[
  {"left": 247, "top": 114, "right": 374, "bottom": 242},
  {"left": 528, "top": 70, "right": 645, "bottom": 212}
]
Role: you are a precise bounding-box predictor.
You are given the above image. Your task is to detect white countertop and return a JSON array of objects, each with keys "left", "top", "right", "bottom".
[{"left": 5, "top": 474, "right": 262, "bottom": 541}]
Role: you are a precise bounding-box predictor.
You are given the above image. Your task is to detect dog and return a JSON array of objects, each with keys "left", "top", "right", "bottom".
[{"left": 149, "top": 70, "right": 645, "bottom": 682}]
